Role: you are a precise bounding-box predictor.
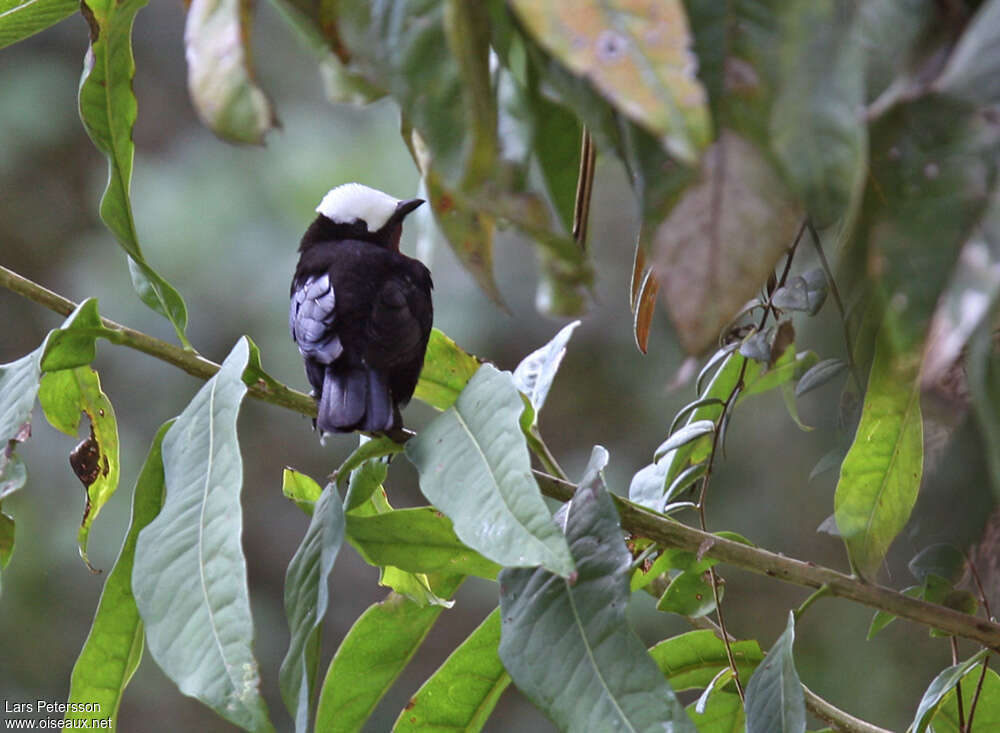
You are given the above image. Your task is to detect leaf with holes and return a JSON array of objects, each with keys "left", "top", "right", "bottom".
[
  {"left": 38, "top": 366, "right": 120, "bottom": 570},
  {"left": 65, "top": 421, "right": 170, "bottom": 728}
]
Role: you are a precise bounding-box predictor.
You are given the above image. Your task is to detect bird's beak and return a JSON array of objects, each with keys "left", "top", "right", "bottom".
[{"left": 395, "top": 198, "right": 425, "bottom": 220}]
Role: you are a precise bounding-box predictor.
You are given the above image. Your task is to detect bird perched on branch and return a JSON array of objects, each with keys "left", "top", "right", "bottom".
[{"left": 290, "top": 183, "right": 432, "bottom": 439}]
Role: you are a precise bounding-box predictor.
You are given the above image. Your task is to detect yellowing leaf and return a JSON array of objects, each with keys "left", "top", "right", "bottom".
[{"left": 509, "top": 0, "right": 709, "bottom": 163}]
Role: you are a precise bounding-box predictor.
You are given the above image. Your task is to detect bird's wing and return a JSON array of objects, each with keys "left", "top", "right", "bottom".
[
  {"left": 289, "top": 273, "right": 343, "bottom": 364},
  {"left": 365, "top": 272, "right": 432, "bottom": 369}
]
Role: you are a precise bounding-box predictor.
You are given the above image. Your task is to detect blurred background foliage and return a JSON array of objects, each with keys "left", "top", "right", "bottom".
[{"left": 0, "top": 0, "right": 996, "bottom": 731}]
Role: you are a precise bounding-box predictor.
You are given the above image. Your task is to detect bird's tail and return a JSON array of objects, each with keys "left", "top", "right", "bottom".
[{"left": 317, "top": 365, "right": 397, "bottom": 434}]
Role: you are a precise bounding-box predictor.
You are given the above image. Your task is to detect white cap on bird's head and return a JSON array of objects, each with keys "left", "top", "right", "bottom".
[{"left": 316, "top": 183, "right": 423, "bottom": 233}]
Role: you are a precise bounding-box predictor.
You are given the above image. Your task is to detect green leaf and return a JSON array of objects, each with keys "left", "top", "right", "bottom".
[
  {"left": 413, "top": 329, "right": 482, "bottom": 411},
  {"left": 65, "top": 421, "right": 171, "bottom": 728},
  {"left": 769, "top": 2, "right": 867, "bottom": 227},
  {"left": 930, "top": 665, "right": 1000, "bottom": 732},
  {"left": 934, "top": 0, "right": 1000, "bottom": 105},
  {"left": 648, "top": 630, "right": 763, "bottom": 691},
  {"left": 328, "top": 434, "right": 402, "bottom": 485},
  {"left": 908, "top": 543, "right": 966, "bottom": 585},
  {"left": 393, "top": 608, "right": 509, "bottom": 733},
  {"left": 795, "top": 359, "right": 848, "bottom": 398},
  {"left": 654, "top": 420, "right": 715, "bottom": 462},
  {"left": 378, "top": 566, "right": 453, "bottom": 608},
  {"left": 346, "top": 508, "right": 501, "bottom": 579},
  {"left": 343, "top": 454, "right": 389, "bottom": 514},
  {"left": 911, "top": 650, "right": 989, "bottom": 733},
  {"left": 281, "top": 468, "right": 323, "bottom": 514},
  {"left": 656, "top": 568, "right": 719, "bottom": 618},
  {"left": 132, "top": 338, "right": 273, "bottom": 733},
  {"left": 508, "top": 0, "right": 709, "bottom": 164},
  {"left": 653, "top": 131, "right": 803, "bottom": 353},
  {"left": 406, "top": 364, "right": 575, "bottom": 577},
  {"left": 0, "top": 0, "right": 77, "bottom": 48},
  {"left": 498, "top": 446, "right": 694, "bottom": 733},
  {"left": 79, "top": 0, "right": 190, "bottom": 345},
  {"left": 834, "top": 334, "right": 922, "bottom": 578},
  {"left": 686, "top": 690, "right": 744, "bottom": 733},
  {"left": 629, "top": 350, "right": 742, "bottom": 510},
  {"left": 40, "top": 298, "right": 110, "bottom": 372},
  {"left": 314, "top": 574, "right": 464, "bottom": 733},
  {"left": 38, "top": 366, "right": 120, "bottom": 570},
  {"left": 770, "top": 270, "right": 828, "bottom": 316},
  {"left": 744, "top": 611, "right": 805, "bottom": 733},
  {"left": 512, "top": 320, "right": 580, "bottom": 418},
  {"left": 741, "top": 348, "right": 818, "bottom": 400},
  {"left": 184, "top": 0, "right": 276, "bottom": 144},
  {"left": 0, "top": 510, "right": 13, "bottom": 570},
  {"left": 867, "top": 585, "right": 921, "bottom": 639},
  {"left": 280, "top": 483, "right": 345, "bottom": 733}
]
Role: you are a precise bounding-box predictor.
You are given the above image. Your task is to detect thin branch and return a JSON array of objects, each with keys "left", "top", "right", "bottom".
[
  {"left": 531, "top": 470, "right": 1000, "bottom": 651},
  {"left": 7, "top": 264, "right": 1000, "bottom": 651},
  {"left": 0, "top": 264, "right": 316, "bottom": 418}
]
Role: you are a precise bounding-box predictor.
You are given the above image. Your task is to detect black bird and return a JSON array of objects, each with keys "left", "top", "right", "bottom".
[{"left": 290, "top": 183, "right": 432, "bottom": 437}]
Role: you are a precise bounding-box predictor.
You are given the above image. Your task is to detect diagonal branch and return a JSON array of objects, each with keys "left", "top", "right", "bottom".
[
  {"left": 531, "top": 470, "right": 1000, "bottom": 652},
  {"left": 6, "top": 263, "right": 1000, "bottom": 652},
  {"left": 0, "top": 264, "right": 316, "bottom": 418}
]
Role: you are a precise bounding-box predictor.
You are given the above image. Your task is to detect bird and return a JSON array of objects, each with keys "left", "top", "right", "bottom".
[{"left": 289, "top": 183, "right": 432, "bottom": 439}]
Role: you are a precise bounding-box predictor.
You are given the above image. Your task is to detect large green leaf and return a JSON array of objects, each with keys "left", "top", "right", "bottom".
[
  {"left": 184, "top": 0, "right": 276, "bottom": 144},
  {"left": 652, "top": 131, "right": 803, "bottom": 353},
  {"left": 346, "top": 508, "right": 501, "bottom": 580},
  {"left": 393, "top": 608, "right": 509, "bottom": 732},
  {"left": 508, "top": 0, "right": 710, "bottom": 164},
  {"left": 744, "top": 612, "right": 805, "bottom": 733},
  {"left": 314, "top": 574, "right": 464, "bottom": 732},
  {"left": 406, "top": 364, "right": 574, "bottom": 578},
  {"left": 280, "top": 483, "right": 345, "bottom": 733},
  {"left": 79, "top": 0, "right": 190, "bottom": 345},
  {"left": 132, "top": 338, "right": 273, "bottom": 733},
  {"left": 38, "top": 366, "right": 120, "bottom": 570},
  {"left": 834, "top": 333, "right": 922, "bottom": 578},
  {"left": 648, "top": 630, "right": 763, "bottom": 691},
  {"left": 0, "top": 0, "right": 77, "bottom": 48},
  {"left": 65, "top": 421, "right": 171, "bottom": 728},
  {"left": 498, "top": 447, "right": 694, "bottom": 732},
  {"left": 413, "top": 329, "right": 481, "bottom": 411},
  {"left": 769, "top": 1, "right": 866, "bottom": 227}
]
